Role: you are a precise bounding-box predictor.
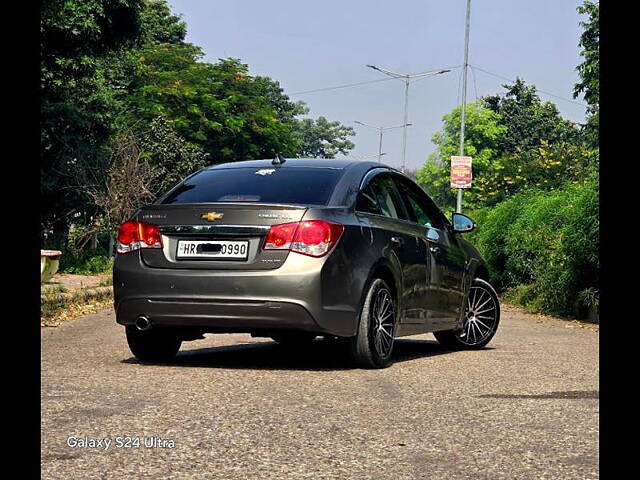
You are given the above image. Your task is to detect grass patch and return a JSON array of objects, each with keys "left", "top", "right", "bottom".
[{"left": 59, "top": 250, "right": 113, "bottom": 275}]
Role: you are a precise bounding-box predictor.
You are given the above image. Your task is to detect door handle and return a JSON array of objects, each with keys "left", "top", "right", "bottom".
[{"left": 391, "top": 236, "right": 404, "bottom": 246}]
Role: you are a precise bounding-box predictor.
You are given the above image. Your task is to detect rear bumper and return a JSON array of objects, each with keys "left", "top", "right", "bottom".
[
  {"left": 116, "top": 297, "right": 320, "bottom": 332},
  {"left": 113, "top": 251, "right": 359, "bottom": 336}
]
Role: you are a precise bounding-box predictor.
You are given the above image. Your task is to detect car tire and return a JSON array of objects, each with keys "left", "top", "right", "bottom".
[
  {"left": 270, "top": 332, "right": 317, "bottom": 347},
  {"left": 434, "top": 278, "right": 500, "bottom": 350},
  {"left": 349, "top": 278, "right": 397, "bottom": 369},
  {"left": 125, "top": 326, "right": 182, "bottom": 362}
]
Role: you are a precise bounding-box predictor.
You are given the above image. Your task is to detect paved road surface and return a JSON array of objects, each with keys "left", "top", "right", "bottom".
[{"left": 41, "top": 305, "right": 598, "bottom": 479}]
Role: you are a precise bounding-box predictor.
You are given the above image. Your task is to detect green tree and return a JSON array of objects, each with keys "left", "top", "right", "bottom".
[
  {"left": 574, "top": 1, "right": 599, "bottom": 146},
  {"left": 41, "top": 0, "right": 356, "bottom": 250},
  {"left": 483, "top": 79, "right": 579, "bottom": 155},
  {"left": 474, "top": 140, "right": 594, "bottom": 205},
  {"left": 417, "top": 80, "right": 587, "bottom": 210},
  {"left": 416, "top": 102, "right": 506, "bottom": 210},
  {"left": 124, "top": 45, "right": 354, "bottom": 162},
  {"left": 123, "top": 47, "right": 298, "bottom": 161},
  {"left": 139, "top": 0, "right": 187, "bottom": 45},
  {"left": 252, "top": 76, "right": 307, "bottom": 126},
  {"left": 478, "top": 79, "right": 587, "bottom": 204},
  {"left": 292, "top": 117, "right": 356, "bottom": 158},
  {"left": 138, "top": 116, "right": 210, "bottom": 193},
  {"left": 41, "top": 0, "right": 145, "bottom": 244}
]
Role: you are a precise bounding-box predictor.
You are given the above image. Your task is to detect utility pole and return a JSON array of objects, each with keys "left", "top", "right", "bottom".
[
  {"left": 457, "top": 0, "right": 472, "bottom": 213},
  {"left": 354, "top": 121, "right": 411, "bottom": 163},
  {"left": 366, "top": 65, "right": 450, "bottom": 173}
]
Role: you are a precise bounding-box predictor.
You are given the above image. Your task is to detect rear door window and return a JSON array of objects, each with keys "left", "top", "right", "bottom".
[
  {"left": 394, "top": 176, "right": 446, "bottom": 229},
  {"left": 160, "top": 167, "right": 344, "bottom": 205},
  {"left": 355, "top": 183, "right": 382, "bottom": 215},
  {"left": 366, "top": 174, "right": 409, "bottom": 220}
]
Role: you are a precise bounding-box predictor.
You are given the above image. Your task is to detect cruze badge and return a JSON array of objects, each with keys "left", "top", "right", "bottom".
[
  {"left": 201, "top": 212, "right": 224, "bottom": 221},
  {"left": 255, "top": 169, "right": 276, "bottom": 176}
]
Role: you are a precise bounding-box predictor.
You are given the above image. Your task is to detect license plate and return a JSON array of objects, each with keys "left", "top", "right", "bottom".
[{"left": 176, "top": 240, "right": 249, "bottom": 260}]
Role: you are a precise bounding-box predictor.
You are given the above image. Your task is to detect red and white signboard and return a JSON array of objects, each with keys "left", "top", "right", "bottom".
[{"left": 450, "top": 156, "right": 472, "bottom": 189}]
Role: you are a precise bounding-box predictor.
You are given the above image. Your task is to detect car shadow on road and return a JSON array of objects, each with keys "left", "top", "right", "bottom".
[{"left": 121, "top": 337, "right": 491, "bottom": 371}]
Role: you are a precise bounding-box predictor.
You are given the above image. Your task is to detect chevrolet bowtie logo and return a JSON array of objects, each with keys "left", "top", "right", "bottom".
[{"left": 201, "top": 212, "right": 224, "bottom": 221}]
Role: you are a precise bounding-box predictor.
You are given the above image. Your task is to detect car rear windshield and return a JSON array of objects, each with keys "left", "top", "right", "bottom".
[{"left": 160, "top": 167, "right": 344, "bottom": 205}]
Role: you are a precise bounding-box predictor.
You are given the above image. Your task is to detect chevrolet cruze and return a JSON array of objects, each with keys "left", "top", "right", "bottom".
[{"left": 113, "top": 157, "right": 500, "bottom": 368}]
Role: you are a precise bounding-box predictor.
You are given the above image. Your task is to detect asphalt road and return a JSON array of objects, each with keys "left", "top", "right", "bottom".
[{"left": 41, "top": 305, "right": 598, "bottom": 479}]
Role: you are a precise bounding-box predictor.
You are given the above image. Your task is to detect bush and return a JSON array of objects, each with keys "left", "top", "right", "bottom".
[
  {"left": 59, "top": 248, "right": 114, "bottom": 275},
  {"left": 468, "top": 180, "right": 598, "bottom": 318},
  {"left": 467, "top": 192, "right": 532, "bottom": 288}
]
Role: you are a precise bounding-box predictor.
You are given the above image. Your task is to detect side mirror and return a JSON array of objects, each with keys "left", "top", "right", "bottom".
[{"left": 452, "top": 213, "right": 476, "bottom": 233}]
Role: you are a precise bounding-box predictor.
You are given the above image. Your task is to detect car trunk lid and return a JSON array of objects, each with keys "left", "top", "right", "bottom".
[{"left": 136, "top": 203, "right": 308, "bottom": 270}]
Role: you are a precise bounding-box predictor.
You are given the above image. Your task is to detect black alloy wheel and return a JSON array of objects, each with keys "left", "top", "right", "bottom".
[
  {"left": 349, "top": 278, "right": 397, "bottom": 368},
  {"left": 434, "top": 278, "right": 500, "bottom": 350}
]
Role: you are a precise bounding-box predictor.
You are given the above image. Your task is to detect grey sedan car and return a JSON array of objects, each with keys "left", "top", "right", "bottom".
[{"left": 114, "top": 158, "right": 500, "bottom": 368}]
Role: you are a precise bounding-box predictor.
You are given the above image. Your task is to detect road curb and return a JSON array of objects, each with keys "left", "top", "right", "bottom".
[{"left": 41, "top": 286, "right": 113, "bottom": 320}]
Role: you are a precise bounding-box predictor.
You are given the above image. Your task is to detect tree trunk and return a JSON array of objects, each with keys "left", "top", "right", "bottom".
[{"left": 108, "top": 235, "right": 115, "bottom": 259}]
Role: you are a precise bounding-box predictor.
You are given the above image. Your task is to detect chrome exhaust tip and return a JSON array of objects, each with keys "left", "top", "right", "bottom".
[{"left": 135, "top": 316, "right": 152, "bottom": 331}]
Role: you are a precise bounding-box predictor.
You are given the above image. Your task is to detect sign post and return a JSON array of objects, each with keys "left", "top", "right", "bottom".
[
  {"left": 450, "top": 156, "right": 473, "bottom": 190},
  {"left": 456, "top": 0, "right": 472, "bottom": 213}
]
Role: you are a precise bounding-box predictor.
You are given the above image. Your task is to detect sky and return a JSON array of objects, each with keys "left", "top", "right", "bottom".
[{"left": 167, "top": 0, "right": 588, "bottom": 171}]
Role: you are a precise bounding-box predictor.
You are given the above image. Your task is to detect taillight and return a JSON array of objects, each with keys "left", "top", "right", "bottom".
[
  {"left": 116, "top": 221, "right": 163, "bottom": 254},
  {"left": 263, "top": 220, "right": 344, "bottom": 257},
  {"left": 263, "top": 222, "right": 298, "bottom": 250}
]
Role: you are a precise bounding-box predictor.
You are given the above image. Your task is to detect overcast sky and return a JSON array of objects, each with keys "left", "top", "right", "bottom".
[{"left": 168, "top": 0, "right": 588, "bottom": 170}]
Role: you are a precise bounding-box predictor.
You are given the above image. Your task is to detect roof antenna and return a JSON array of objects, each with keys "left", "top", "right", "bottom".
[{"left": 272, "top": 153, "right": 286, "bottom": 165}]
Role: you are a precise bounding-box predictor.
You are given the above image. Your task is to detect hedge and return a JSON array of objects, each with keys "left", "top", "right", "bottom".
[{"left": 466, "top": 180, "right": 598, "bottom": 318}]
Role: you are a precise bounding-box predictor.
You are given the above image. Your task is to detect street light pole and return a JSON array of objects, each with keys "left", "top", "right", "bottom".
[
  {"left": 366, "top": 65, "right": 450, "bottom": 173},
  {"left": 457, "top": 0, "right": 472, "bottom": 214},
  {"left": 354, "top": 121, "right": 412, "bottom": 164}
]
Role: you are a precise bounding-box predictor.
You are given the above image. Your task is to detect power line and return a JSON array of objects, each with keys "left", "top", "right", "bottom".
[
  {"left": 290, "top": 77, "right": 396, "bottom": 95},
  {"left": 289, "top": 64, "right": 585, "bottom": 108},
  {"left": 470, "top": 64, "right": 588, "bottom": 108},
  {"left": 366, "top": 65, "right": 452, "bottom": 173},
  {"left": 471, "top": 65, "right": 479, "bottom": 101},
  {"left": 290, "top": 65, "right": 461, "bottom": 96}
]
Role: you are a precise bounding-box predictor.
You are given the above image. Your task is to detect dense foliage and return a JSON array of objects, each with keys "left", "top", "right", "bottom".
[
  {"left": 416, "top": 80, "right": 592, "bottom": 211},
  {"left": 417, "top": 1, "right": 599, "bottom": 318},
  {"left": 416, "top": 102, "right": 505, "bottom": 211},
  {"left": 466, "top": 181, "right": 598, "bottom": 318},
  {"left": 293, "top": 117, "right": 355, "bottom": 158},
  {"left": 574, "top": 1, "right": 599, "bottom": 146},
  {"left": 41, "top": 0, "right": 356, "bottom": 256},
  {"left": 41, "top": 0, "right": 145, "bottom": 242}
]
